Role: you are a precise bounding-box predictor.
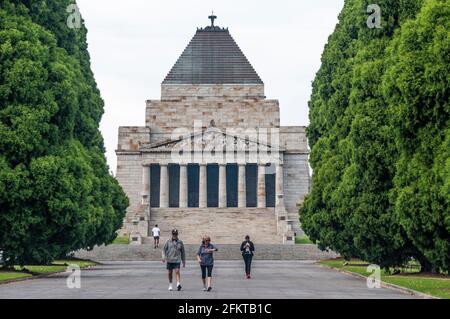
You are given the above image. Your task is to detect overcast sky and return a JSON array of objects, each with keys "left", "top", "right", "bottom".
[{"left": 76, "top": 0, "right": 345, "bottom": 173}]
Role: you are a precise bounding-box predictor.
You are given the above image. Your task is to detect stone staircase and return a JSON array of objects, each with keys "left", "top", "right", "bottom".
[
  {"left": 119, "top": 205, "right": 150, "bottom": 238},
  {"left": 75, "top": 244, "right": 339, "bottom": 261},
  {"left": 147, "top": 208, "right": 283, "bottom": 244}
]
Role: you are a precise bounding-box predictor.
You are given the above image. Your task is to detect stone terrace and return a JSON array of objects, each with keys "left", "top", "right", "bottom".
[{"left": 74, "top": 244, "right": 339, "bottom": 262}]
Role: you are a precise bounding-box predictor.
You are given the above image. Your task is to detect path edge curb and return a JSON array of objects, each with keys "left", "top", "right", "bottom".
[
  {"left": 0, "top": 262, "right": 99, "bottom": 286},
  {"left": 317, "top": 263, "right": 440, "bottom": 299}
]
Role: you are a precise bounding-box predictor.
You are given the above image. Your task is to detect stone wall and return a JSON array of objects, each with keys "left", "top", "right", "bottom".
[
  {"left": 284, "top": 153, "right": 310, "bottom": 236},
  {"left": 280, "top": 126, "right": 308, "bottom": 152},
  {"left": 279, "top": 126, "right": 309, "bottom": 236},
  {"left": 116, "top": 153, "right": 143, "bottom": 216},
  {"left": 145, "top": 99, "right": 280, "bottom": 142},
  {"left": 117, "top": 127, "right": 150, "bottom": 152},
  {"left": 161, "top": 84, "right": 265, "bottom": 100}
]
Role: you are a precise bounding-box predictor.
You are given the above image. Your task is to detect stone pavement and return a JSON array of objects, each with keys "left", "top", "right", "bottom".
[{"left": 0, "top": 261, "right": 416, "bottom": 299}]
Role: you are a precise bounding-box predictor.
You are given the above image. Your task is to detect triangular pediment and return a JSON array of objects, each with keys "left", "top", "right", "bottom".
[{"left": 140, "top": 128, "right": 279, "bottom": 153}]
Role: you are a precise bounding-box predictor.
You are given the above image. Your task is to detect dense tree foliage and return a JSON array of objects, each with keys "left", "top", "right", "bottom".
[
  {"left": 383, "top": 0, "right": 450, "bottom": 272},
  {"left": 301, "top": 0, "right": 449, "bottom": 272},
  {"left": 0, "top": 1, "right": 128, "bottom": 266}
]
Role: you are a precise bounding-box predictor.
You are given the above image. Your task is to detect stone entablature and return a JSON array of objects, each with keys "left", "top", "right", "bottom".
[
  {"left": 280, "top": 127, "right": 308, "bottom": 153},
  {"left": 140, "top": 129, "right": 282, "bottom": 160},
  {"left": 117, "top": 127, "right": 151, "bottom": 152},
  {"left": 117, "top": 126, "right": 309, "bottom": 156}
]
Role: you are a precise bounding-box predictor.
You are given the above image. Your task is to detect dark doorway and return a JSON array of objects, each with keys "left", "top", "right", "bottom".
[
  {"left": 187, "top": 164, "right": 199, "bottom": 208},
  {"left": 226, "top": 164, "right": 238, "bottom": 207},
  {"left": 207, "top": 164, "right": 219, "bottom": 207},
  {"left": 169, "top": 164, "right": 180, "bottom": 208},
  {"left": 150, "top": 164, "right": 160, "bottom": 208},
  {"left": 265, "top": 164, "right": 276, "bottom": 208},
  {"left": 245, "top": 163, "right": 257, "bottom": 207}
]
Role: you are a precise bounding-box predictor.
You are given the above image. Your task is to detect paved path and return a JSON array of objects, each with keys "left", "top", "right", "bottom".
[{"left": 0, "top": 261, "right": 416, "bottom": 299}]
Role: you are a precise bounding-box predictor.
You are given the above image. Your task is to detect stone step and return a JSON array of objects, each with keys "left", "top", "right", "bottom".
[
  {"left": 147, "top": 207, "right": 283, "bottom": 244},
  {"left": 74, "top": 244, "right": 339, "bottom": 261}
]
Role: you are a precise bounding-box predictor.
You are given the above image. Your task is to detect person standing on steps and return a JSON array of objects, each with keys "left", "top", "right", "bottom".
[
  {"left": 162, "top": 229, "right": 186, "bottom": 291},
  {"left": 240, "top": 235, "right": 255, "bottom": 279},
  {"left": 197, "top": 236, "right": 218, "bottom": 292},
  {"left": 152, "top": 224, "right": 161, "bottom": 249}
]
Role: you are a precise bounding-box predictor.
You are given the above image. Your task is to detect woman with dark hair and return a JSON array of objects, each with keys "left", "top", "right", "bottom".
[
  {"left": 240, "top": 235, "right": 255, "bottom": 279},
  {"left": 197, "top": 236, "right": 218, "bottom": 291}
]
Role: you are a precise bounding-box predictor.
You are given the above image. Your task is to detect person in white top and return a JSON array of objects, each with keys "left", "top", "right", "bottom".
[{"left": 152, "top": 224, "right": 161, "bottom": 248}]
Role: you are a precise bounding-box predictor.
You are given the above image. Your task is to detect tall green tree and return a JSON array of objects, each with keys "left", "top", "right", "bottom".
[
  {"left": 300, "top": 0, "right": 434, "bottom": 269},
  {"left": 302, "top": 0, "right": 449, "bottom": 272},
  {"left": 383, "top": 0, "right": 450, "bottom": 272},
  {"left": 0, "top": 1, "right": 128, "bottom": 266}
]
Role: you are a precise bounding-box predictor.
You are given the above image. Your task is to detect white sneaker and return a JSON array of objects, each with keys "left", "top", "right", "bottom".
[
  {"left": 203, "top": 287, "right": 207, "bottom": 291},
  {"left": 168, "top": 285, "right": 173, "bottom": 291}
]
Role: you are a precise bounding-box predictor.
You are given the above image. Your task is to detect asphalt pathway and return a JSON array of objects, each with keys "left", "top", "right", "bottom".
[{"left": 0, "top": 260, "right": 416, "bottom": 299}]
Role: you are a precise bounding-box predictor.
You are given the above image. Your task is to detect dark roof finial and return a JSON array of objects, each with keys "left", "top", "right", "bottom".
[{"left": 208, "top": 11, "right": 217, "bottom": 27}]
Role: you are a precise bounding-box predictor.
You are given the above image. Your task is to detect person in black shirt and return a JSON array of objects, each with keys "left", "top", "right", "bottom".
[{"left": 240, "top": 235, "right": 255, "bottom": 279}]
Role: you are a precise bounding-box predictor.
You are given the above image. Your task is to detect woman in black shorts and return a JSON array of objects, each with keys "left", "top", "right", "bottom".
[{"left": 197, "top": 236, "right": 218, "bottom": 291}]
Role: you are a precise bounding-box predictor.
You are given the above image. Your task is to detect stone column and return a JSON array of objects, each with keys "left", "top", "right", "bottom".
[
  {"left": 141, "top": 165, "right": 150, "bottom": 205},
  {"left": 159, "top": 164, "right": 169, "bottom": 208},
  {"left": 257, "top": 164, "right": 266, "bottom": 208},
  {"left": 218, "top": 164, "right": 227, "bottom": 208},
  {"left": 238, "top": 164, "right": 246, "bottom": 208},
  {"left": 275, "top": 164, "right": 285, "bottom": 208},
  {"left": 179, "top": 164, "right": 188, "bottom": 208},
  {"left": 199, "top": 164, "right": 207, "bottom": 208}
]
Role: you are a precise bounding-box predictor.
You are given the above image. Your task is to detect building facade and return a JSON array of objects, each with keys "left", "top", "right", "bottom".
[{"left": 116, "top": 17, "right": 310, "bottom": 244}]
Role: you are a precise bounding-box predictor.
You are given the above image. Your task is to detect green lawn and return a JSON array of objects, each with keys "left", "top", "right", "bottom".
[
  {"left": 295, "top": 235, "right": 313, "bottom": 244},
  {"left": 53, "top": 259, "right": 97, "bottom": 268},
  {"left": 113, "top": 236, "right": 129, "bottom": 245},
  {"left": 0, "top": 272, "right": 32, "bottom": 282},
  {"left": 13, "top": 259, "right": 97, "bottom": 275},
  {"left": 14, "top": 265, "right": 66, "bottom": 274},
  {"left": 320, "top": 259, "right": 450, "bottom": 299},
  {"left": 1, "top": 259, "right": 97, "bottom": 283}
]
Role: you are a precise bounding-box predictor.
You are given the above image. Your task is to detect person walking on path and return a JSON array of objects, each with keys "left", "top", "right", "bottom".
[
  {"left": 152, "top": 224, "right": 161, "bottom": 249},
  {"left": 240, "top": 235, "right": 255, "bottom": 279},
  {"left": 162, "top": 229, "right": 186, "bottom": 291},
  {"left": 197, "top": 236, "right": 218, "bottom": 292}
]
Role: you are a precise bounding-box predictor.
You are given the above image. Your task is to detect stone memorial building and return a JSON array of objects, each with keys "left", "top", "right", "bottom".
[{"left": 116, "top": 16, "right": 310, "bottom": 244}]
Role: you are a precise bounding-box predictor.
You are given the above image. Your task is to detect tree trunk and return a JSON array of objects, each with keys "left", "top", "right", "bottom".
[{"left": 417, "top": 256, "right": 433, "bottom": 273}]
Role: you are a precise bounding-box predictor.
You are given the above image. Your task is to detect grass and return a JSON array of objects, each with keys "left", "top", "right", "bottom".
[
  {"left": 0, "top": 272, "right": 32, "bottom": 282},
  {"left": 0, "top": 258, "right": 97, "bottom": 283},
  {"left": 53, "top": 259, "right": 97, "bottom": 268},
  {"left": 320, "top": 258, "right": 450, "bottom": 299},
  {"left": 113, "top": 236, "right": 129, "bottom": 245},
  {"left": 14, "top": 265, "right": 67, "bottom": 274},
  {"left": 295, "top": 235, "right": 314, "bottom": 244}
]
